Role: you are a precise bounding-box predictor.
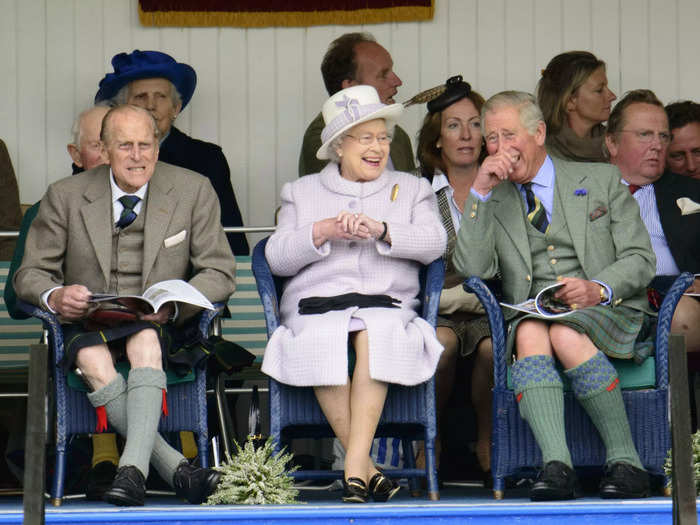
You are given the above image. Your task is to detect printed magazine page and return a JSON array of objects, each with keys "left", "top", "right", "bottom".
[
  {"left": 500, "top": 282, "right": 573, "bottom": 319},
  {"left": 89, "top": 279, "right": 215, "bottom": 314}
]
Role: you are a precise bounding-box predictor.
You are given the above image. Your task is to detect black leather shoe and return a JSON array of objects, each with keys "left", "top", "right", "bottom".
[
  {"left": 85, "top": 461, "right": 117, "bottom": 501},
  {"left": 368, "top": 472, "right": 400, "bottom": 502},
  {"left": 342, "top": 477, "right": 368, "bottom": 503},
  {"left": 599, "top": 462, "right": 650, "bottom": 499},
  {"left": 103, "top": 465, "right": 146, "bottom": 506},
  {"left": 530, "top": 461, "right": 578, "bottom": 501},
  {"left": 173, "top": 462, "right": 222, "bottom": 504}
]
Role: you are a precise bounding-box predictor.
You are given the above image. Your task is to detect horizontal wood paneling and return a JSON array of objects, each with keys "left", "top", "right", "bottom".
[{"left": 1, "top": 0, "right": 698, "bottom": 228}]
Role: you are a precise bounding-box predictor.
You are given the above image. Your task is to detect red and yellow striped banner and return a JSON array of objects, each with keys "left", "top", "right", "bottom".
[{"left": 138, "top": 1, "right": 434, "bottom": 28}]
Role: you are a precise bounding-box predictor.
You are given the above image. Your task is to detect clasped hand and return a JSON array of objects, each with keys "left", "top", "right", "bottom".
[
  {"left": 313, "top": 211, "right": 385, "bottom": 246},
  {"left": 472, "top": 150, "right": 519, "bottom": 196}
]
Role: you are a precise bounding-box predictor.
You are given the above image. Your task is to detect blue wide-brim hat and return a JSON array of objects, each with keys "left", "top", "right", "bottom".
[{"left": 95, "top": 50, "right": 197, "bottom": 109}]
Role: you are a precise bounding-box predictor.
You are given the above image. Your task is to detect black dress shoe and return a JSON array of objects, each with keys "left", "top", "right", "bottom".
[
  {"left": 599, "top": 462, "right": 650, "bottom": 499},
  {"left": 368, "top": 472, "right": 400, "bottom": 502},
  {"left": 85, "top": 461, "right": 117, "bottom": 501},
  {"left": 173, "top": 462, "right": 222, "bottom": 504},
  {"left": 342, "top": 477, "right": 368, "bottom": 503},
  {"left": 530, "top": 461, "right": 578, "bottom": 501},
  {"left": 103, "top": 465, "right": 146, "bottom": 506}
]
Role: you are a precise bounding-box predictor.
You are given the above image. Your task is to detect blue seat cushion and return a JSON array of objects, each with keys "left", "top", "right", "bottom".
[{"left": 506, "top": 356, "right": 656, "bottom": 391}]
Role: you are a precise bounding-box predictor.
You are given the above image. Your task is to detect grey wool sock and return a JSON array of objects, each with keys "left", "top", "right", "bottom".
[
  {"left": 88, "top": 369, "right": 186, "bottom": 482},
  {"left": 565, "top": 352, "right": 643, "bottom": 469},
  {"left": 511, "top": 354, "right": 572, "bottom": 468}
]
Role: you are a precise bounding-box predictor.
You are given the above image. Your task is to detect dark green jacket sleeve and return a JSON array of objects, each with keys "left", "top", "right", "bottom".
[{"left": 4, "top": 202, "right": 40, "bottom": 319}]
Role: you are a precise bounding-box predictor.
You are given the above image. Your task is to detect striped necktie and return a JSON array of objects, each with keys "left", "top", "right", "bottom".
[
  {"left": 523, "top": 183, "right": 549, "bottom": 234},
  {"left": 116, "top": 195, "right": 140, "bottom": 228}
]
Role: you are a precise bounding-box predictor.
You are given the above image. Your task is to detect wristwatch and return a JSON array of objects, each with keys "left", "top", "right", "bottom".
[{"left": 599, "top": 285, "right": 609, "bottom": 304}]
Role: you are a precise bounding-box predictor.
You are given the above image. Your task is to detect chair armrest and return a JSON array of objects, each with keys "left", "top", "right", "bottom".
[
  {"left": 15, "top": 299, "right": 64, "bottom": 363},
  {"left": 199, "top": 302, "right": 224, "bottom": 338},
  {"left": 251, "top": 237, "right": 280, "bottom": 336},
  {"left": 421, "top": 258, "right": 445, "bottom": 327},
  {"left": 654, "top": 272, "right": 695, "bottom": 388},
  {"left": 463, "top": 276, "right": 508, "bottom": 388}
]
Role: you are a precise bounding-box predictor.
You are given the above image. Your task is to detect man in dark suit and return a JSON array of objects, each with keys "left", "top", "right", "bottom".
[
  {"left": 665, "top": 100, "right": 700, "bottom": 180},
  {"left": 14, "top": 105, "right": 235, "bottom": 506},
  {"left": 455, "top": 91, "right": 655, "bottom": 501},
  {"left": 606, "top": 89, "right": 700, "bottom": 354},
  {"left": 298, "top": 32, "right": 415, "bottom": 176},
  {"left": 95, "top": 50, "right": 249, "bottom": 255}
]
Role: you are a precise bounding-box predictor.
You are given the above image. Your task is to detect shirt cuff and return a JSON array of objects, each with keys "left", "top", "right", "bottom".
[
  {"left": 591, "top": 280, "right": 613, "bottom": 305},
  {"left": 41, "top": 287, "right": 62, "bottom": 313},
  {"left": 470, "top": 187, "right": 492, "bottom": 202}
]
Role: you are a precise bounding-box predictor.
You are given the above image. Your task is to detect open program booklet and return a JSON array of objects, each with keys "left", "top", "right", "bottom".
[
  {"left": 500, "top": 282, "right": 573, "bottom": 319},
  {"left": 686, "top": 274, "right": 700, "bottom": 297},
  {"left": 89, "top": 279, "right": 215, "bottom": 315}
]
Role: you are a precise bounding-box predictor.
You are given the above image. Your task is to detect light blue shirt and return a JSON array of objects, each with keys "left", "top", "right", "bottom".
[
  {"left": 516, "top": 155, "right": 555, "bottom": 223},
  {"left": 624, "top": 181, "right": 680, "bottom": 275}
]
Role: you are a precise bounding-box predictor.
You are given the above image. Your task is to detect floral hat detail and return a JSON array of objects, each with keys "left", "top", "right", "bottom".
[
  {"left": 95, "top": 50, "right": 197, "bottom": 109},
  {"left": 316, "top": 85, "right": 404, "bottom": 160}
]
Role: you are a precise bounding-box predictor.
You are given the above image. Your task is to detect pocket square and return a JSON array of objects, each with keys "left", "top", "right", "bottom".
[
  {"left": 589, "top": 205, "right": 608, "bottom": 221},
  {"left": 164, "top": 230, "right": 187, "bottom": 248},
  {"left": 677, "top": 197, "right": 700, "bottom": 216}
]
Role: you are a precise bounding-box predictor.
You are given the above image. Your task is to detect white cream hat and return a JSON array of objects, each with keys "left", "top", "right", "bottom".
[{"left": 316, "top": 85, "right": 404, "bottom": 160}]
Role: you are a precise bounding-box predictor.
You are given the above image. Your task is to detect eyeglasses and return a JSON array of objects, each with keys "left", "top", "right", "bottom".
[
  {"left": 344, "top": 133, "right": 393, "bottom": 146},
  {"left": 619, "top": 129, "right": 671, "bottom": 145}
]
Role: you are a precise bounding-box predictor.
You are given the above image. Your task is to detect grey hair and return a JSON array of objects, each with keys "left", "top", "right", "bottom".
[
  {"left": 100, "top": 104, "right": 161, "bottom": 145},
  {"left": 482, "top": 90, "right": 544, "bottom": 136},
  {"left": 113, "top": 79, "right": 182, "bottom": 109},
  {"left": 70, "top": 101, "right": 114, "bottom": 147},
  {"left": 329, "top": 119, "right": 396, "bottom": 165}
]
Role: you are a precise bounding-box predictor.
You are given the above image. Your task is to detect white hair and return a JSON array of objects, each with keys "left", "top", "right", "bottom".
[
  {"left": 481, "top": 90, "right": 544, "bottom": 136},
  {"left": 69, "top": 101, "right": 114, "bottom": 147},
  {"left": 113, "top": 79, "right": 182, "bottom": 109}
]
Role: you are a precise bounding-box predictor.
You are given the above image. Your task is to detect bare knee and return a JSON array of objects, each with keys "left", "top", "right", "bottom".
[
  {"left": 515, "top": 320, "right": 551, "bottom": 359},
  {"left": 549, "top": 324, "right": 597, "bottom": 367},
  {"left": 125, "top": 328, "right": 162, "bottom": 369},
  {"left": 436, "top": 327, "right": 458, "bottom": 372},
  {"left": 75, "top": 344, "right": 117, "bottom": 389},
  {"left": 672, "top": 297, "right": 700, "bottom": 352},
  {"left": 476, "top": 337, "right": 493, "bottom": 365}
]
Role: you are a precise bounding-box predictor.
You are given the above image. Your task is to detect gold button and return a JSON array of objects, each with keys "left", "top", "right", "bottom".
[
  {"left": 472, "top": 203, "right": 478, "bottom": 211},
  {"left": 526, "top": 274, "right": 531, "bottom": 281},
  {"left": 470, "top": 212, "right": 476, "bottom": 218},
  {"left": 556, "top": 275, "right": 563, "bottom": 281},
  {"left": 547, "top": 245, "right": 554, "bottom": 251},
  {"left": 614, "top": 298, "right": 622, "bottom": 306},
  {"left": 550, "top": 258, "right": 557, "bottom": 265}
]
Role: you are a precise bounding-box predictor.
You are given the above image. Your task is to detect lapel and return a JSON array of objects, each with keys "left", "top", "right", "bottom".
[
  {"left": 492, "top": 182, "right": 532, "bottom": 272},
  {"left": 80, "top": 166, "right": 113, "bottom": 287},
  {"left": 142, "top": 163, "right": 177, "bottom": 287},
  {"left": 553, "top": 157, "right": 590, "bottom": 269}
]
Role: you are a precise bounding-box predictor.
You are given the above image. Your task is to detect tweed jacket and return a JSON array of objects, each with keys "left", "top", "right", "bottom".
[
  {"left": 653, "top": 170, "right": 700, "bottom": 273},
  {"left": 453, "top": 156, "right": 656, "bottom": 320},
  {"left": 297, "top": 112, "right": 416, "bottom": 176},
  {"left": 0, "top": 139, "right": 22, "bottom": 260},
  {"left": 14, "top": 162, "right": 236, "bottom": 321},
  {"left": 262, "top": 163, "right": 446, "bottom": 386},
  {"left": 160, "top": 126, "right": 249, "bottom": 256}
]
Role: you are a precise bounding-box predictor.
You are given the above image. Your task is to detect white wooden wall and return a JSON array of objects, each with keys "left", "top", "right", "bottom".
[{"left": 2, "top": 0, "right": 699, "bottom": 245}]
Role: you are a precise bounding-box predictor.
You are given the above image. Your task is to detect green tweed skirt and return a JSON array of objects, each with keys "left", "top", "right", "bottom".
[{"left": 437, "top": 313, "right": 491, "bottom": 357}]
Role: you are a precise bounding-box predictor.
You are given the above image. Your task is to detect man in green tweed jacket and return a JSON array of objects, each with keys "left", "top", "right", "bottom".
[{"left": 454, "top": 91, "right": 656, "bottom": 502}]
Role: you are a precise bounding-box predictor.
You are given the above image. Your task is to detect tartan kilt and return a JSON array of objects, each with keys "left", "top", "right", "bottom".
[{"left": 506, "top": 305, "right": 655, "bottom": 364}]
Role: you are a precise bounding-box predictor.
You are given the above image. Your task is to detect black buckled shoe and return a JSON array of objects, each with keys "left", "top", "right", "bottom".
[
  {"left": 342, "top": 477, "right": 369, "bottom": 503},
  {"left": 530, "top": 461, "right": 579, "bottom": 501},
  {"left": 599, "top": 462, "right": 650, "bottom": 499},
  {"left": 103, "top": 465, "right": 146, "bottom": 506},
  {"left": 368, "top": 472, "right": 400, "bottom": 502},
  {"left": 85, "top": 460, "right": 117, "bottom": 501},
  {"left": 173, "top": 462, "right": 222, "bottom": 504}
]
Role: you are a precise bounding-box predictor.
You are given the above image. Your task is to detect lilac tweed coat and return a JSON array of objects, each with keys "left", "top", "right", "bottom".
[{"left": 262, "top": 163, "right": 447, "bottom": 386}]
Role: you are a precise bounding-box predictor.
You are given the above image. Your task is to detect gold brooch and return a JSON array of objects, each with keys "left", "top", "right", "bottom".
[{"left": 391, "top": 184, "right": 399, "bottom": 201}]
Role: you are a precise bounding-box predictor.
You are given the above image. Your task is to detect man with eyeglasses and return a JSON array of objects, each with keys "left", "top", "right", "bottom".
[{"left": 606, "top": 89, "right": 700, "bottom": 355}]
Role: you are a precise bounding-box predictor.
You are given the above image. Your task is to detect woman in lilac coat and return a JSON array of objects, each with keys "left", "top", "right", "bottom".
[{"left": 262, "top": 85, "right": 446, "bottom": 503}]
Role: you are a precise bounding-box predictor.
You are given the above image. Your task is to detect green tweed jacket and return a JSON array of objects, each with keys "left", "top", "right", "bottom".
[
  {"left": 298, "top": 112, "right": 416, "bottom": 177},
  {"left": 453, "top": 156, "right": 656, "bottom": 319}
]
